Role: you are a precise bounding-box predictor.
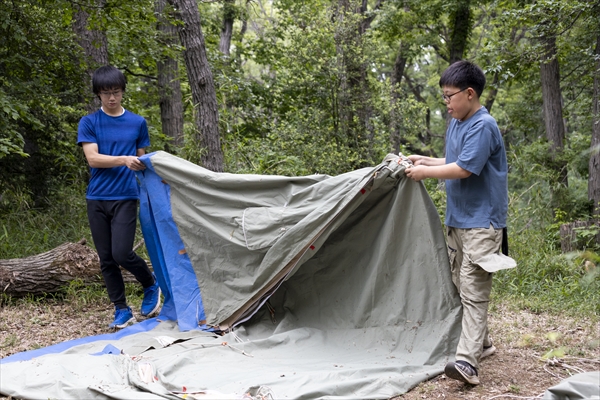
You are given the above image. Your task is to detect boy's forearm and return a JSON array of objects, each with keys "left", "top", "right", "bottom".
[
  {"left": 86, "top": 153, "right": 129, "bottom": 169},
  {"left": 405, "top": 161, "right": 471, "bottom": 182},
  {"left": 408, "top": 154, "right": 446, "bottom": 166},
  {"left": 82, "top": 143, "right": 146, "bottom": 170},
  {"left": 424, "top": 163, "right": 471, "bottom": 180}
]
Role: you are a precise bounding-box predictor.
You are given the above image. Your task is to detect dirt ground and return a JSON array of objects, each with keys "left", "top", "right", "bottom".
[{"left": 0, "top": 297, "right": 598, "bottom": 400}]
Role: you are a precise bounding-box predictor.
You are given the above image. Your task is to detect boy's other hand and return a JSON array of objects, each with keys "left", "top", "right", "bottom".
[
  {"left": 407, "top": 154, "right": 425, "bottom": 165},
  {"left": 405, "top": 165, "right": 427, "bottom": 182},
  {"left": 125, "top": 156, "right": 146, "bottom": 171}
]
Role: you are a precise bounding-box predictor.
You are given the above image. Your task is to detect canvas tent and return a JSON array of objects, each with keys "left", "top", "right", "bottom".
[
  {"left": 542, "top": 371, "right": 600, "bottom": 400},
  {"left": 0, "top": 151, "right": 463, "bottom": 399}
]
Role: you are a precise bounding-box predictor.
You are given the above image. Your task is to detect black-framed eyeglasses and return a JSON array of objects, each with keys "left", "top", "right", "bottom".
[
  {"left": 99, "top": 90, "right": 123, "bottom": 97},
  {"left": 441, "top": 87, "right": 468, "bottom": 103}
]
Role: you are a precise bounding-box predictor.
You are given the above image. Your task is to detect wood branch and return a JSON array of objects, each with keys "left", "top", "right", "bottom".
[
  {"left": 0, "top": 239, "right": 143, "bottom": 297},
  {"left": 120, "top": 66, "right": 158, "bottom": 81}
]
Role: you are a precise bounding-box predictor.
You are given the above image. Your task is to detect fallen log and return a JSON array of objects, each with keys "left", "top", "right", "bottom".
[{"left": 0, "top": 239, "right": 141, "bottom": 297}]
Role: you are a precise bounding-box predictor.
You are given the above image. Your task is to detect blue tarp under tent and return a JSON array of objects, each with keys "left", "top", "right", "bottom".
[{"left": 0, "top": 151, "right": 464, "bottom": 399}]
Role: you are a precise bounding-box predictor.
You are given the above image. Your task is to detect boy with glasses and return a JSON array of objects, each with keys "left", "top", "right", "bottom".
[
  {"left": 404, "top": 60, "right": 508, "bottom": 385},
  {"left": 77, "top": 65, "right": 161, "bottom": 329}
]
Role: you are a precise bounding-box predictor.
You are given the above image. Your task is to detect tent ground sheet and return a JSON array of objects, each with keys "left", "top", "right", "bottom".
[{"left": 0, "top": 152, "right": 462, "bottom": 399}]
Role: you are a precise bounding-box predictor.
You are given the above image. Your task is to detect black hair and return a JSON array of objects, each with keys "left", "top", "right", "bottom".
[
  {"left": 439, "top": 60, "right": 486, "bottom": 98},
  {"left": 92, "top": 65, "right": 127, "bottom": 94}
]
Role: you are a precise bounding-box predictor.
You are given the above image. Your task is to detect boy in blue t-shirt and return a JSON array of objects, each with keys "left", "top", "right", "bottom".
[
  {"left": 405, "top": 61, "right": 508, "bottom": 385},
  {"left": 77, "top": 65, "right": 161, "bottom": 329}
]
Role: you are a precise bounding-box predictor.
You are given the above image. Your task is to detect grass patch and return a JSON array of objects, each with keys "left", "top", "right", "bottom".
[
  {"left": 492, "top": 228, "right": 600, "bottom": 316},
  {"left": 0, "top": 186, "right": 90, "bottom": 259}
]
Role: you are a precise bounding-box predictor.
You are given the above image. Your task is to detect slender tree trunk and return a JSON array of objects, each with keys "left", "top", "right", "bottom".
[
  {"left": 169, "top": 0, "right": 224, "bottom": 172},
  {"left": 334, "top": 0, "right": 360, "bottom": 149},
  {"left": 156, "top": 0, "right": 184, "bottom": 148},
  {"left": 444, "top": 0, "right": 472, "bottom": 134},
  {"left": 390, "top": 41, "right": 407, "bottom": 154},
  {"left": 448, "top": 0, "right": 472, "bottom": 64},
  {"left": 484, "top": 71, "right": 499, "bottom": 112},
  {"left": 540, "top": 34, "right": 568, "bottom": 187},
  {"left": 219, "top": 0, "right": 235, "bottom": 56},
  {"left": 72, "top": 0, "right": 109, "bottom": 113},
  {"left": 334, "top": 0, "right": 382, "bottom": 166},
  {"left": 486, "top": 27, "right": 526, "bottom": 113},
  {"left": 589, "top": 34, "right": 600, "bottom": 217}
]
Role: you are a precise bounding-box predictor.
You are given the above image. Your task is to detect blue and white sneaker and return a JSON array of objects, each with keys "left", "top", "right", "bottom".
[
  {"left": 109, "top": 306, "right": 135, "bottom": 329},
  {"left": 140, "top": 275, "right": 161, "bottom": 317},
  {"left": 444, "top": 360, "right": 480, "bottom": 385},
  {"left": 481, "top": 344, "right": 497, "bottom": 359}
]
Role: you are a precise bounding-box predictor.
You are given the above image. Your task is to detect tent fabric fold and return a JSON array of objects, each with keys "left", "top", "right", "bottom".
[
  {"left": 1, "top": 151, "right": 464, "bottom": 399},
  {"left": 542, "top": 371, "right": 600, "bottom": 400}
]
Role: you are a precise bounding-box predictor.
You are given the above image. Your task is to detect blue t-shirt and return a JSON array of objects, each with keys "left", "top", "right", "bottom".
[
  {"left": 77, "top": 109, "right": 150, "bottom": 200},
  {"left": 445, "top": 107, "right": 508, "bottom": 229}
]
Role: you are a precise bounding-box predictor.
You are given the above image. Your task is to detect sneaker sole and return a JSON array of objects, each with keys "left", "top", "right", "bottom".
[
  {"left": 140, "top": 287, "right": 162, "bottom": 317},
  {"left": 481, "top": 345, "right": 497, "bottom": 360},
  {"left": 444, "top": 361, "right": 480, "bottom": 385},
  {"left": 109, "top": 316, "right": 136, "bottom": 330}
]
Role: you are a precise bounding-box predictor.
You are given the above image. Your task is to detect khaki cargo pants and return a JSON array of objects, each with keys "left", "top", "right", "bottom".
[{"left": 447, "top": 225, "right": 502, "bottom": 369}]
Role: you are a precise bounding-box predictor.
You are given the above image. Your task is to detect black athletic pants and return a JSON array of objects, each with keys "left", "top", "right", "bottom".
[{"left": 87, "top": 199, "right": 154, "bottom": 309}]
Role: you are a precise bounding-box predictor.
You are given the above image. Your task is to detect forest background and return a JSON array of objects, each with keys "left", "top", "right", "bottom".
[{"left": 0, "top": 0, "right": 599, "bottom": 356}]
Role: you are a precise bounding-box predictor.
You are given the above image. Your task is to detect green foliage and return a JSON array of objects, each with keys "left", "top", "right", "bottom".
[
  {"left": 0, "top": 0, "right": 89, "bottom": 207},
  {"left": 217, "top": 0, "right": 432, "bottom": 175},
  {"left": 490, "top": 191, "right": 600, "bottom": 316},
  {"left": 0, "top": 185, "right": 90, "bottom": 259},
  {"left": 54, "top": 280, "right": 108, "bottom": 309},
  {"left": 509, "top": 133, "right": 594, "bottom": 222}
]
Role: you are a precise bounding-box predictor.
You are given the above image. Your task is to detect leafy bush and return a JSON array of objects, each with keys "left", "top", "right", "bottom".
[
  {"left": 493, "top": 191, "right": 600, "bottom": 316},
  {"left": 0, "top": 185, "right": 90, "bottom": 259}
]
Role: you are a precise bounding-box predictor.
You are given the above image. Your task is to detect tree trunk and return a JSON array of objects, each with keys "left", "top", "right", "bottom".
[
  {"left": 448, "top": 0, "right": 472, "bottom": 64},
  {"left": 559, "top": 221, "right": 600, "bottom": 253},
  {"left": 444, "top": 0, "right": 472, "bottom": 132},
  {"left": 219, "top": 0, "right": 235, "bottom": 56},
  {"left": 156, "top": 0, "right": 185, "bottom": 148},
  {"left": 484, "top": 71, "right": 499, "bottom": 112},
  {"left": 169, "top": 0, "right": 224, "bottom": 172},
  {"left": 589, "top": 33, "right": 600, "bottom": 217},
  {"left": 334, "top": 0, "right": 382, "bottom": 166},
  {"left": 540, "top": 33, "right": 568, "bottom": 206},
  {"left": 0, "top": 240, "right": 101, "bottom": 296},
  {"left": 390, "top": 41, "right": 407, "bottom": 154},
  {"left": 0, "top": 240, "right": 143, "bottom": 297},
  {"left": 485, "top": 27, "right": 525, "bottom": 114},
  {"left": 72, "top": 0, "right": 109, "bottom": 113}
]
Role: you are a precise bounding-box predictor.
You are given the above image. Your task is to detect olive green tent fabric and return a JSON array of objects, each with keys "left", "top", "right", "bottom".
[
  {"left": 0, "top": 152, "right": 463, "bottom": 399},
  {"left": 147, "top": 151, "right": 461, "bottom": 332},
  {"left": 542, "top": 371, "right": 600, "bottom": 400}
]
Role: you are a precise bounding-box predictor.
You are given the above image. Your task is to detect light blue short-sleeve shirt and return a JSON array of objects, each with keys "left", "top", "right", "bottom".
[{"left": 444, "top": 107, "right": 508, "bottom": 229}]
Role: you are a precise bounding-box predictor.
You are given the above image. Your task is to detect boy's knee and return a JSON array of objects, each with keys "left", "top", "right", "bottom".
[
  {"left": 459, "top": 268, "right": 493, "bottom": 302},
  {"left": 112, "top": 251, "right": 134, "bottom": 268}
]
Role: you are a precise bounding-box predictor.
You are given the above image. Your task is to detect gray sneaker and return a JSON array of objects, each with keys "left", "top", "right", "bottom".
[
  {"left": 444, "top": 360, "right": 480, "bottom": 385},
  {"left": 481, "top": 344, "right": 497, "bottom": 359}
]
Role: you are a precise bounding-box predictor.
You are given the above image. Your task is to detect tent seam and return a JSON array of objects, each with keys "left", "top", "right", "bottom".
[{"left": 242, "top": 208, "right": 249, "bottom": 249}]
